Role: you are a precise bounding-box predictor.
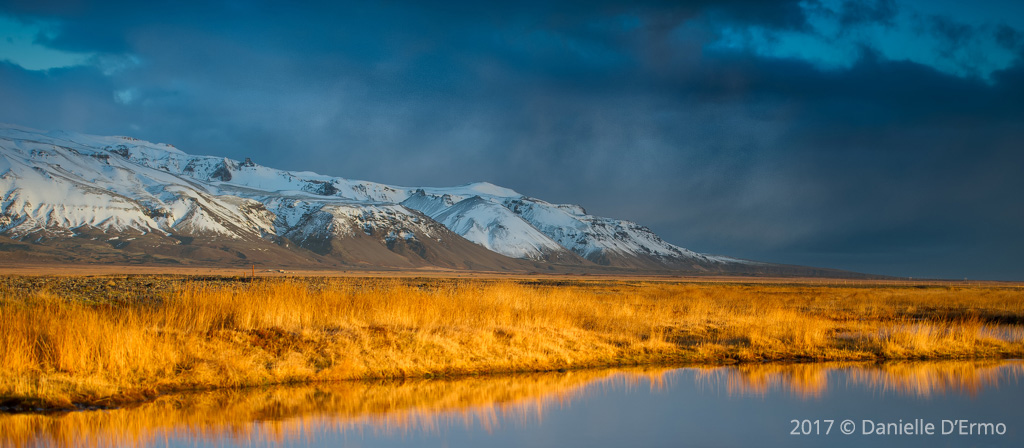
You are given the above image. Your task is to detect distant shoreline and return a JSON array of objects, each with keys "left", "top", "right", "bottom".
[{"left": 1, "top": 263, "right": 1013, "bottom": 285}]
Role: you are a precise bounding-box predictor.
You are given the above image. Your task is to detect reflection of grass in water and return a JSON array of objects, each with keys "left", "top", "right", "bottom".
[
  {"left": 848, "top": 360, "right": 1024, "bottom": 398},
  {"left": 695, "top": 362, "right": 841, "bottom": 399},
  {"left": 697, "top": 360, "right": 1024, "bottom": 399},
  {"left": 0, "top": 367, "right": 673, "bottom": 448},
  {"left": 1, "top": 277, "right": 1023, "bottom": 409},
  {"left": 4, "top": 362, "right": 1022, "bottom": 447}
]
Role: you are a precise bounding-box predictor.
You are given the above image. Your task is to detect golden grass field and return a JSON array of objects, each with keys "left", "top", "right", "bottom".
[{"left": 1, "top": 275, "right": 1022, "bottom": 411}]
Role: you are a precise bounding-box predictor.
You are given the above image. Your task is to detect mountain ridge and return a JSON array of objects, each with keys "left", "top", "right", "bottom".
[{"left": 0, "top": 124, "right": 871, "bottom": 277}]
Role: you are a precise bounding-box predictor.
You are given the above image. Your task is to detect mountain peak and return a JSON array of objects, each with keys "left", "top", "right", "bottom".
[{"left": 453, "top": 182, "right": 521, "bottom": 198}]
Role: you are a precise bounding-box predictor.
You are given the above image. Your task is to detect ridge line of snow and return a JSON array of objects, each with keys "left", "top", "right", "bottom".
[{"left": 0, "top": 124, "right": 741, "bottom": 267}]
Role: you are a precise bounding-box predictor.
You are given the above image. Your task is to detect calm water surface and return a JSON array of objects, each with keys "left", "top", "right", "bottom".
[{"left": 3, "top": 360, "right": 1022, "bottom": 447}]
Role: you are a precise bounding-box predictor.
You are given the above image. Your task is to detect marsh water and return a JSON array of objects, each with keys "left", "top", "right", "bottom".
[{"left": 3, "top": 361, "right": 1022, "bottom": 448}]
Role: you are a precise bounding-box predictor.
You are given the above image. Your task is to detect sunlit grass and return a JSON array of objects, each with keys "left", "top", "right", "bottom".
[{"left": 1, "top": 277, "right": 1022, "bottom": 409}]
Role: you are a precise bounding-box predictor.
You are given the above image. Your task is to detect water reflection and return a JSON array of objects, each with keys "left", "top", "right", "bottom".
[
  {"left": 0, "top": 369, "right": 655, "bottom": 448},
  {"left": 2, "top": 360, "right": 1021, "bottom": 447},
  {"left": 699, "top": 360, "right": 1024, "bottom": 399}
]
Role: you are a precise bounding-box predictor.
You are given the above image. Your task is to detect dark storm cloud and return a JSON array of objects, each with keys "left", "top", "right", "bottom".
[
  {"left": 1, "top": 0, "right": 1022, "bottom": 279},
  {"left": 683, "top": 51, "right": 1024, "bottom": 124},
  {"left": 836, "top": 0, "right": 898, "bottom": 27},
  {"left": 0, "top": 61, "right": 129, "bottom": 132},
  {"left": 995, "top": 24, "right": 1022, "bottom": 50},
  {"left": 654, "top": 53, "right": 1024, "bottom": 279},
  {"left": 928, "top": 14, "right": 975, "bottom": 46}
]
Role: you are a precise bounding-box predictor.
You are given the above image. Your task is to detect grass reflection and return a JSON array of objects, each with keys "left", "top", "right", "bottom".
[
  {"left": 0, "top": 368, "right": 669, "bottom": 448},
  {"left": 2, "top": 361, "right": 1021, "bottom": 447},
  {"left": 698, "top": 359, "right": 1024, "bottom": 399}
]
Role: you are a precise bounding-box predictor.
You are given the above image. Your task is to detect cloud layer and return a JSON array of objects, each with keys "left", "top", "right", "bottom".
[{"left": 1, "top": 0, "right": 1022, "bottom": 279}]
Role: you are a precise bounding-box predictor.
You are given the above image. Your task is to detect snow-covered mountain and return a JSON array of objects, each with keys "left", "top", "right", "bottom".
[{"left": 1, "top": 124, "right": 831, "bottom": 274}]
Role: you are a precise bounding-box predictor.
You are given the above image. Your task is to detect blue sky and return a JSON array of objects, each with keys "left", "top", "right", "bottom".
[{"left": 1, "top": 0, "right": 1022, "bottom": 279}]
